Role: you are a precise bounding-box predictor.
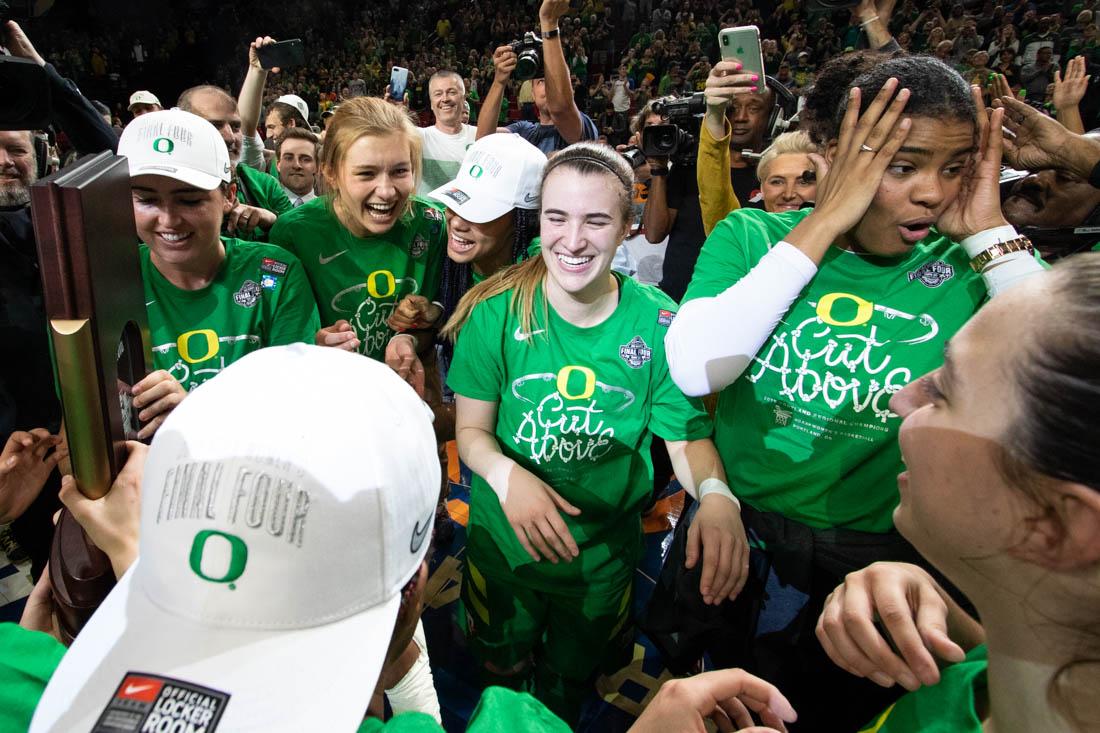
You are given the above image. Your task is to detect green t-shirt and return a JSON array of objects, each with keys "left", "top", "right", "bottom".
[
  {"left": 0, "top": 624, "right": 66, "bottom": 733},
  {"left": 858, "top": 645, "right": 987, "bottom": 733},
  {"left": 234, "top": 163, "right": 293, "bottom": 242},
  {"left": 268, "top": 196, "right": 447, "bottom": 361},
  {"left": 142, "top": 237, "right": 321, "bottom": 391},
  {"left": 448, "top": 274, "right": 711, "bottom": 581},
  {"left": 682, "top": 208, "right": 985, "bottom": 532}
]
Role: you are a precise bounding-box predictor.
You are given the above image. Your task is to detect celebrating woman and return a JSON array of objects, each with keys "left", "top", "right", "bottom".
[
  {"left": 446, "top": 142, "right": 747, "bottom": 725},
  {"left": 119, "top": 109, "right": 320, "bottom": 434},
  {"left": 663, "top": 54, "right": 1042, "bottom": 729},
  {"left": 269, "top": 97, "right": 447, "bottom": 362}
]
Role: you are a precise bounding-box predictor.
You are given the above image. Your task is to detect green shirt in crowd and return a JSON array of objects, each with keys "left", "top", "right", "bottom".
[
  {"left": 858, "top": 645, "right": 988, "bottom": 733},
  {"left": 234, "top": 163, "right": 293, "bottom": 242},
  {"left": 0, "top": 624, "right": 571, "bottom": 733},
  {"left": 682, "top": 208, "right": 986, "bottom": 533},
  {"left": 143, "top": 237, "right": 321, "bottom": 391},
  {"left": 448, "top": 274, "right": 711, "bottom": 585},
  {"left": 269, "top": 196, "right": 447, "bottom": 361}
]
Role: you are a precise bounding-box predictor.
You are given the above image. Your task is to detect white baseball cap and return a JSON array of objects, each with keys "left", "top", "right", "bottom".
[
  {"left": 30, "top": 345, "right": 440, "bottom": 733},
  {"left": 119, "top": 109, "right": 232, "bottom": 190},
  {"left": 276, "top": 94, "right": 310, "bottom": 123},
  {"left": 128, "top": 90, "right": 162, "bottom": 110},
  {"left": 428, "top": 133, "right": 547, "bottom": 223}
]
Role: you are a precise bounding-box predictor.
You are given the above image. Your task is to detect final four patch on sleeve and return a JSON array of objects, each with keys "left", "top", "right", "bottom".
[
  {"left": 92, "top": 673, "right": 230, "bottom": 732},
  {"left": 260, "top": 257, "right": 289, "bottom": 276},
  {"left": 657, "top": 309, "right": 676, "bottom": 327}
]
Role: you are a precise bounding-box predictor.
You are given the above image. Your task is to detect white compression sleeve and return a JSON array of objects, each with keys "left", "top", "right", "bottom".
[{"left": 665, "top": 241, "right": 819, "bottom": 397}]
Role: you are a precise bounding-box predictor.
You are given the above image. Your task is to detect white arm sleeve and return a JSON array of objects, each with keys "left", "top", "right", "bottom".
[
  {"left": 665, "top": 241, "right": 819, "bottom": 397},
  {"left": 241, "top": 131, "right": 267, "bottom": 171}
]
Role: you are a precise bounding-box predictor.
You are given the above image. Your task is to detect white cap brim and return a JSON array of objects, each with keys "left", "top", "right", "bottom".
[
  {"left": 427, "top": 183, "right": 516, "bottom": 224},
  {"left": 31, "top": 559, "right": 398, "bottom": 733},
  {"left": 128, "top": 163, "right": 226, "bottom": 190}
]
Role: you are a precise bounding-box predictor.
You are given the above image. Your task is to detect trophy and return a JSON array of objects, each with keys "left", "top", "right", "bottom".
[{"left": 31, "top": 151, "right": 151, "bottom": 643}]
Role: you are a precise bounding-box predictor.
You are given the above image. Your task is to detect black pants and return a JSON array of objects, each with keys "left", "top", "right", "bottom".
[{"left": 641, "top": 502, "right": 969, "bottom": 732}]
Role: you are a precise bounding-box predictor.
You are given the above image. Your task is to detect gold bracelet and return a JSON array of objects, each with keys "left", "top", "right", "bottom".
[{"left": 969, "top": 236, "right": 1034, "bottom": 272}]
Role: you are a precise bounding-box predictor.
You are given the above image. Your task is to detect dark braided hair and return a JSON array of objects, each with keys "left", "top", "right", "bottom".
[{"left": 437, "top": 207, "right": 540, "bottom": 368}]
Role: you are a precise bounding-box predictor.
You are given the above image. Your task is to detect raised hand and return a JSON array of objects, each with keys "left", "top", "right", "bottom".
[
  {"left": 132, "top": 370, "right": 186, "bottom": 440},
  {"left": 936, "top": 86, "right": 1008, "bottom": 241},
  {"left": 385, "top": 334, "right": 426, "bottom": 398},
  {"left": 0, "top": 429, "right": 66, "bottom": 523}
]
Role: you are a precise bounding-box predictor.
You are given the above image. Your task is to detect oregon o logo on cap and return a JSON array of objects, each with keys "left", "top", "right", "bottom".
[
  {"left": 152, "top": 137, "right": 175, "bottom": 154},
  {"left": 468, "top": 164, "right": 484, "bottom": 178},
  {"left": 556, "top": 365, "right": 596, "bottom": 400},
  {"left": 189, "top": 530, "right": 249, "bottom": 585}
]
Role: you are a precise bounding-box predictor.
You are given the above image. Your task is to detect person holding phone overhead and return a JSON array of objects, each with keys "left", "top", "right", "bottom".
[{"left": 663, "top": 54, "right": 1043, "bottom": 730}]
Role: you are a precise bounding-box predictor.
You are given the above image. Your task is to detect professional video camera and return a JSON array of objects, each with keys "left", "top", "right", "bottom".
[
  {"left": 509, "top": 32, "right": 544, "bottom": 81},
  {"left": 642, "top": 92, "right": 706, "bottom": 162}
]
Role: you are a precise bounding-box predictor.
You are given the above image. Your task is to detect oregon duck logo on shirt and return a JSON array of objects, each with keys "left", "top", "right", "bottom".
[{"left": 510, "top": 367, "right": 635, "bottom": 465}]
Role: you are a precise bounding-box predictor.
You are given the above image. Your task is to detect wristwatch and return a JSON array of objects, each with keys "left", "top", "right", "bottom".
[
  {"left": 542, "top": 27, "right": 560, "bottom": 39},
  {"left": 649, "top": 166, "right": 669, "bottom": 176},
  {"left": 968, "top": 236, "right": 1034, "bottom": 272}
]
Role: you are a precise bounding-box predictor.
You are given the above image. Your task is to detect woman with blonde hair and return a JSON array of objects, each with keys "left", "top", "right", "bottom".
[
  {"left": 446, "top": 141, "right": 747, "bottom": 725},
  {"left": 755, "top": 131, "right": 819, "bottom": 213},
  {"left": 270, "top": 96, "right": 447, "bottom": 362}
]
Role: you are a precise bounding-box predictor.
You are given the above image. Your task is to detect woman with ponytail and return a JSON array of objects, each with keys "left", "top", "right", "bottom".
[{"left": 445, "top": 142, "right": 747, "bottom": 725}]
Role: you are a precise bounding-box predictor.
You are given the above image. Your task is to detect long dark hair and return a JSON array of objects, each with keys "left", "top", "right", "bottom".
[{"left": 437, "top": 207, "right": 540, "bottom": 367}]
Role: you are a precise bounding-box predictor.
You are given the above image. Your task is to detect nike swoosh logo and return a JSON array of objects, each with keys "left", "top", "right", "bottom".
[
  {"left": 319, "top": 250, "right": 349, "bottom": 265},
  {"left": 124, "top": 683, "right": 156, "bottom": 695},
  {"left": 513, "top": 327, "right": 545, "bottom": 341},
  {"left": 523, "top": 192, "right": 538, "bottom": 203},
  {"left": 410, "top": 513, "right": 432, "bottom": 554},
  {"left": 145, "top": 300, "right": 156, "bottom": 307}
]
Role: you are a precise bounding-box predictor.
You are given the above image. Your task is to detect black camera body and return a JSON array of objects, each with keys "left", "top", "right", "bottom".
[
  {"left": 509, "top": 32, "right": 544, "bottom": 81},
  {"left": 620, "top": 145, "right": 646, "bottom": 168},
  {"left": 642, "top": 93, "right": 706, "bottom": 161}
]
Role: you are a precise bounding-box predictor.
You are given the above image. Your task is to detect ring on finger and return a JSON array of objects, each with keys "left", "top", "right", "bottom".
[{"left": 860, "top": 143, "right": 877, "bottom": 153}]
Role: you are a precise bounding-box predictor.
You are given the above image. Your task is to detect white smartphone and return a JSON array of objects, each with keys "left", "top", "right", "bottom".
[
  {"left": 390, "top": 66, "right": 410, "bottom": 101},
  {"left": 719, "top": 26, "right": 766, "bottom": 93}
]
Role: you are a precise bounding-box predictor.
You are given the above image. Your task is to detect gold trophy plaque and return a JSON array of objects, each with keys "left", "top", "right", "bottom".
[{"left": 31, "top": 151, "right": 152, "bottom": 642}]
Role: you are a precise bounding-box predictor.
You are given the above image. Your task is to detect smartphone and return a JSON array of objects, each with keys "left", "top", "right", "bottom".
[
  {"left": 390, "top": 66, "right": 410, "bottom": 101},
  {"left": 256, "top": 38, "right": 305, "bottom": 70},
  {"left": 719, "top": 26, "right": 766, "bottom": 93}
]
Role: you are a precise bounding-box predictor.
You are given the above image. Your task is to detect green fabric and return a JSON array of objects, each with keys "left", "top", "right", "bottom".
[
  {"left": 236, "top": 163, "right": 292, "bottom": 215},
  {"left": 355, "top": 688, "right": 572, "bottom": 732},
  {"left": 448, "top": 274, "right": 711, "bottom": 577},
  {"left": 268, "top": 196, "right": 447, "bottom": 361},
  {"left": 858, "top": 645, "right": 988, "bottom": 732},
  {"left": 234, "top": 163, "right": 293, "bottom": 242},
  {"left": 461, "top": 551, "right": 632, "bottom": 725},
  {"left": 682, "top": 208, "right": 985, "bottom": 532},
  {"left": 142, "top": 237, "right": 321, "bottom": 391},
  {"left": 0, "top": 623, "right": 66, "bottom": 733}
]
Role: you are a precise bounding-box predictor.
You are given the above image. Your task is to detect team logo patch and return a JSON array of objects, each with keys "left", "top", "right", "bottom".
[
  {"left": 619, "top": 336, "right": 653, "bottom": 368},
  {"left": 233, "top": 280, "right": 262, "bottom": 308},
  {"left": 441, "top": 188, "right": 470, "bottom": 205},
  {"left": 92, "top": 673, "right": 230, "bottom": 733},
  {"left": 410, "top": 234, "right": 429, "bottom": 259},
  {"left": 260, "top": 274, "right": 278, "bottom": 290},
  {"left": 907, "top": 260, "right": 955, "bottom": 288},
  {"left": 657, "top": 309, "right": 676, "bottom": 327},
  {"left": 423, "top": 207, "right": 443, "bottom": 221},
  {"left": 260, "top": 257, "right": 288, "bottom": 276}
]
